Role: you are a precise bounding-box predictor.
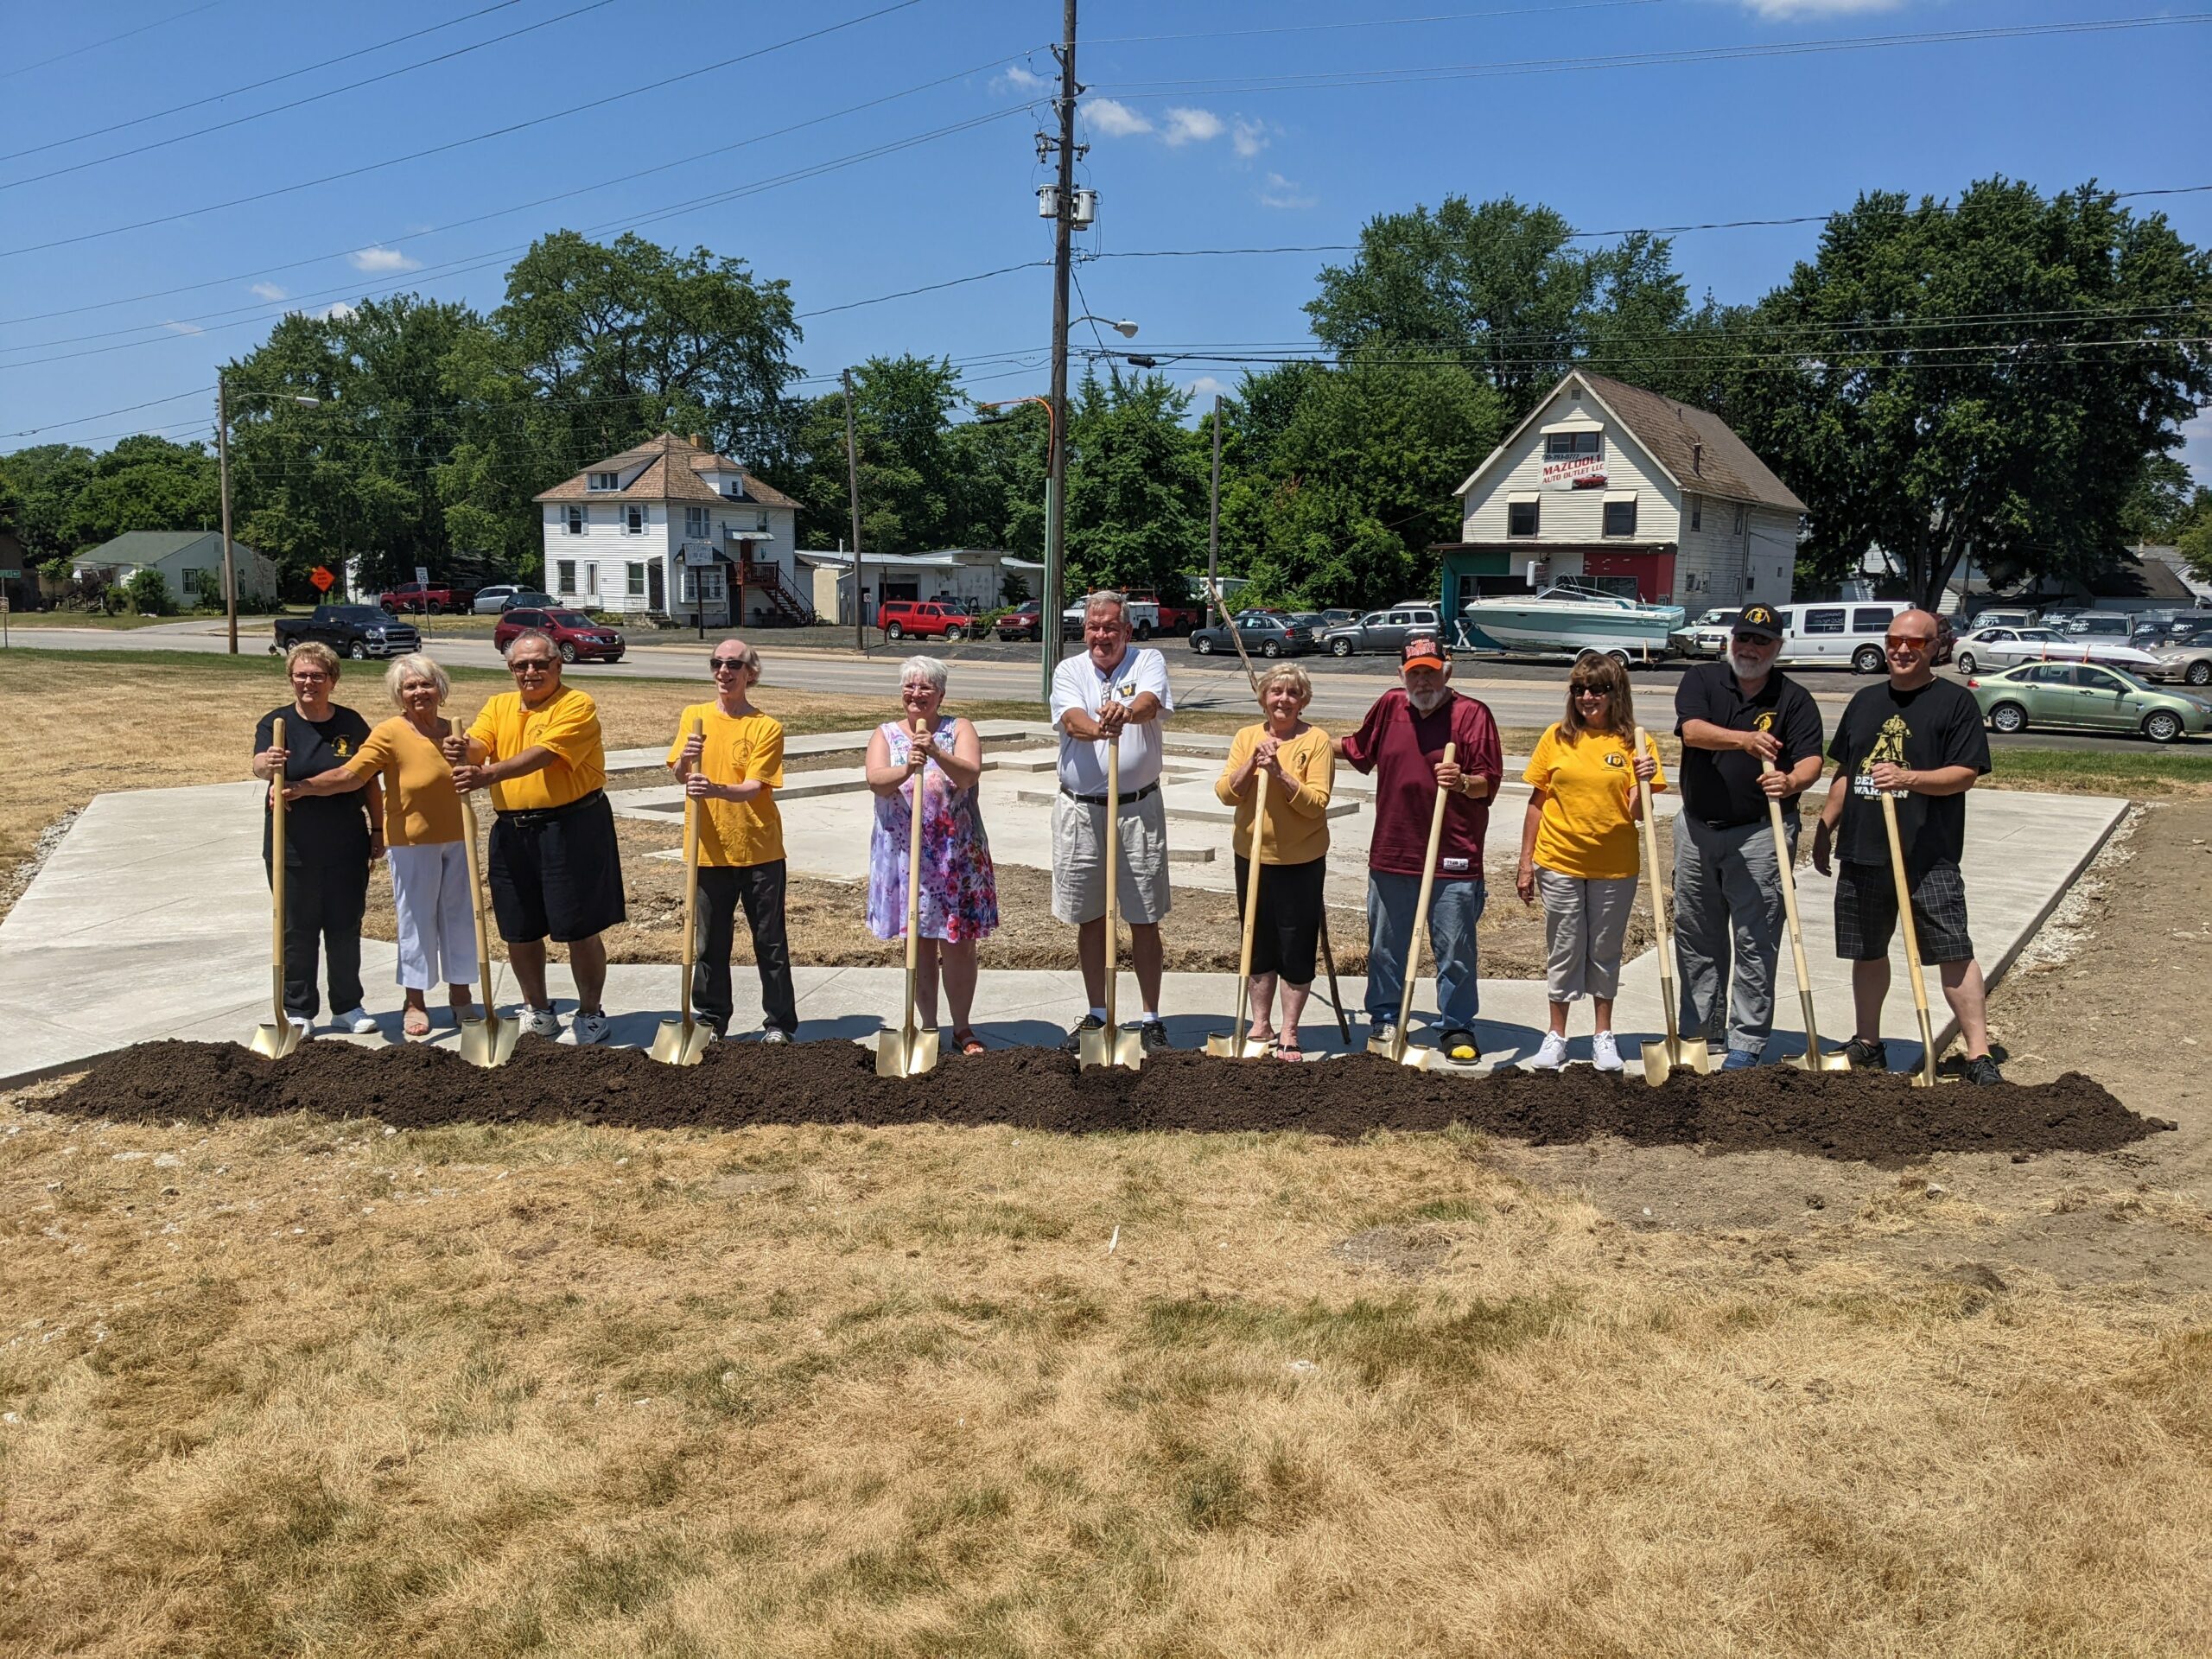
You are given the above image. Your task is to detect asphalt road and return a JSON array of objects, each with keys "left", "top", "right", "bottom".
[{"left": 7, "top": 619, "right": 2203, "bottom": 754}]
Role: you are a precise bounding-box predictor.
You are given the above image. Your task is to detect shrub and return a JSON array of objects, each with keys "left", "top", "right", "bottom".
[{"left": 124, "top": 568, "right": 175, "bottom": 615}]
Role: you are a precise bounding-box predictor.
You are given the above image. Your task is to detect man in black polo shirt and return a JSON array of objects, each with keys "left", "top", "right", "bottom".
[{"left": 1671, "top": 602, "right": 1826, "bottom": 1068}]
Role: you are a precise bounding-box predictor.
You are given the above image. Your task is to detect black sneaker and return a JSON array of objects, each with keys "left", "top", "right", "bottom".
[
  {"left": 1961, "top": 1053, "right": 2005, "bottom": 1085},
  {"left": 1440, "top": 1029, "right": 1481, "bottom": 1065},
  {"left": 1061, "top": 1014, "right": 1104, "bottom": 1054},
  {"left": 1138, "top": 1020, "right": 1171, "bottom": 1055},
  {"left": 1841, "top": 1036, "right": 1888, "bottom": 1069}
]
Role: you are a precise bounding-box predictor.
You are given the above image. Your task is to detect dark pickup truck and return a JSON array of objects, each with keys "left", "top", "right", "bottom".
[{"left": 271, "top": 605, "right": 422, "bottom": 660}]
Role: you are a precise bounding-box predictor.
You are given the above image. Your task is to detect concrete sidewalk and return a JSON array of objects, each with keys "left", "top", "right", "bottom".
[{"left": 0, "top": 775, "right": 2126, "bottom": 1088}]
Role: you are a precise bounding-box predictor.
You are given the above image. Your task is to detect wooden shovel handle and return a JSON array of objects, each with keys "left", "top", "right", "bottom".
[
  {"left": 1231, "top": 767, "right": 1269, "bottom": 1048},
  {"left": 1101, "top": 742, "right": 1120, "bottom": 1035},
  {"left": 679, "top": 715, "right": 702, "bottom": 1027},
  {"left": 1395, "top": 741, "right": 1456, "bottom": 1045},
  {"left": 268, "top": 715, "right": 287, "bottom": 1021},
  {"left": 1632, "top": 726, "right": 1681, "bottom": 1046},
  {"left": 904, "top": 726, "right": 928, "bottom": 1044}
]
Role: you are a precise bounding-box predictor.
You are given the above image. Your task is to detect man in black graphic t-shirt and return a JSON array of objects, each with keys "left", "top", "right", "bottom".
[{"left": 1812, "top": 608, "right": 2000, "bottom": 1084}]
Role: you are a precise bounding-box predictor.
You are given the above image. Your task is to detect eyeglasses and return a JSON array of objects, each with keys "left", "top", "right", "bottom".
[
  {"left": 290, "top": 670, "right": 330, "bottom": 683},
  {"left": 710, "top": 658, "right": 750, "bottom": 673},
  {"left": 1571, "top": 686, "right": 1609, "bottom": 699},
  {"left": 509, "top": 659, "right": 554, "bottom": 673},
  {"left": 1885, "top": 634, "right": 1934, "bottom": 652}
]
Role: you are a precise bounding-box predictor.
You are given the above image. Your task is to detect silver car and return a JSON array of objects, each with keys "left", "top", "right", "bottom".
[
  {"left": 2145, "top": 639, "right": 2212, "bottom": 689},
  {"left": 1948, "top": 626, "right": 2162, "bottom": 677}
]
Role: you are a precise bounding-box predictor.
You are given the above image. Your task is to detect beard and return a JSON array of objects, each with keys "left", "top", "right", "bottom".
[
  {"left": 1726, "top": 645, "right": 1772, "bottom": 681},
  {"left": 1406, "top": 684, "right": 1448, "bottom": 715}
]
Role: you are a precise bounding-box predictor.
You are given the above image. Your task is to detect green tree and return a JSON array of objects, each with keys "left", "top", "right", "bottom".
[
  {"left": 1726, "top": 181, "right": 2212, "bottom": 607},
  {"left": 780, "top": 356, "right": 965, "bottom": 555},
  {"left": 58, "top": 435, "right": 219, "bottom": 549},
  {"left": 1062, "top": 370, "right": 1207, "bottom": 594},
  {"left": 0, "top": 444, "right": 99, "bottom": 562}
]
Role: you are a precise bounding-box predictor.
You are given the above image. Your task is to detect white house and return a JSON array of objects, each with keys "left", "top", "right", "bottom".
[
  {"left": 532, "top": 432, "right": 806, "bottom": 629},
  {"left": 1439, "top": 372, "right": 1805, "bottom": 615},
  {"left": 73, "top": 530, "right": 280, "bottom": 605}
]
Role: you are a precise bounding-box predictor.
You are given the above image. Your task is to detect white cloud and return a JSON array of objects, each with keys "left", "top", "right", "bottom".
[
  {"left": 993, "top": 62, "right": 1046, "bottom": 94},
  {"left": 1082, "top": 98, "right": 1154, "bottom": 138},
  {"left": 161, "top": 319, "right": 204, "bottom": 336},
  {"left": 1231, "top": 118, "right": 1270, "bottom": 160},
  {"left": 249, "top": 282, "right": 288, "bottom": 302},
  {"left": 1258, "top": 172, "right": 1317, "bottom": 211},
  {"left": 1737, "top": 0, "right": 1903, "bottom": 15},
  {"left": 1160, "top": 106, "right": 1224, "bottom": 147},
  {"left": 301, "top": 301, "right": 358, "bottom": 321},
  {"left": 348, "top": 245, "right": 421, "bottom": 274},
  {"left": 1186, "top": 374, "right": 1229, "bottom": 402}
]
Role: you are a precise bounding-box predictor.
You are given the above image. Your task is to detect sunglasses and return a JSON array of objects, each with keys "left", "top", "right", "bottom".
[
  {"left": 1885, "top": 634, "right": 1934, "bottom": 651},
  {"left": 710, "top": 658, "right": 751, "bottom": 672},
  {"left": 1571, "top": 686, "right": 1610, "bottom": 698},
  {"left": 509, "top": 659, "right": 554, "bottom": 672}
]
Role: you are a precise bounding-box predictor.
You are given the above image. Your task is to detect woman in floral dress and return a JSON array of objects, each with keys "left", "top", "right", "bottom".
[{"left": 865, "top": 655, "right": 1000, "bottom": 1053}]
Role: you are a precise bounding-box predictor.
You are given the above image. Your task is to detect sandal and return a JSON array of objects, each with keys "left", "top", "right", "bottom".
[
  {"left": 954, "top": 1028, "right": 988, "bottom": 1057},
  {"left": 403, "top": 1006, "right": 431, "bottom": 1039},
  {"left": 1274, "top": 1038, "right": 1304, "bottom": 1062}
]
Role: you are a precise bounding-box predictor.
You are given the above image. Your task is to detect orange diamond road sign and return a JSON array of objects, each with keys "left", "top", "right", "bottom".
[{"left": 309, "top": 566, "right": 335, "bottom": 593}]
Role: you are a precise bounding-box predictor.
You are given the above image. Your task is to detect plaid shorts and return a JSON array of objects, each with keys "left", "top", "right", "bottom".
[{"left": 1833, "top": 856, "right": 1974, "bottom": 964}]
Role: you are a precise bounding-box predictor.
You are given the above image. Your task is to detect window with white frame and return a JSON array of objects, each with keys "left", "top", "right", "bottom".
[
  {"left": 588, "top": 471, "right": 619, "bottom": 492},
  {"left": 1543, "top": 430, "right": 1601, "bottom": 460},
  {"left": 556, "top": 559, "right": 576, "bottom": 594},
  {"left": 683, "top": 505, "right": 709, "bottom": 538},
  {"left": 565, "top": 505, "right": 584, "bottom": 535},
  {"left": 1507, "top": 498, "right": 1540, "bottom": 537},
  {"left": 583, "top": 563, "right": 595, "bottom": 599},
  {"left": 625, "top": 505, "right": 645, "bottom": 536},
  {"left": 1602, "top": 496, "right": 1638, "bottom": 537},
  {"left": 626, "top": 563, "right": 645, "bottom": 597},
  {"left": 683, "top": 565, "right": 725, "bottom": 603}
]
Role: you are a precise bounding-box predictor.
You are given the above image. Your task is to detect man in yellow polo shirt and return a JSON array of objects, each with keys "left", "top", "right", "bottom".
[
  {"left": 442, "top": 628, "right": 625, "bottom": 1045},
  {"left": 668, "top": 638, "right": 795, "bottom": 1044}
]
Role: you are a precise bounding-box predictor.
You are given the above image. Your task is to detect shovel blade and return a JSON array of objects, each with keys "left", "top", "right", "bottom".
[
  {"left": 876, "top": 1027, "right": 940, "bottom": 1078},
  {"left": 1079, "top": 1025, "right": 1144, "bottom": 1071},
  {"left": 1794, "top": 1046, "right": 1853, "bottom": 1072},
  {"left": 250, "top": 1020, "right": 302, "bottom": 1060},
  {"left": 1205, "top": 1033, "right": 1273, "bottom": 1058},
  {"left": 457, "top": 1014, "right": 520, "bottom": 1069},
  {"left": 651, "top": 1017, "right": 712, "bottom": 1066},
  {"left": 1640, "top": 1038, "right": 1675, "bottom": 1087}
]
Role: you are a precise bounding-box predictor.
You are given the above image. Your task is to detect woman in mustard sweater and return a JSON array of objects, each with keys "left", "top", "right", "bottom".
[
  {"left": 1515, "top": 654, "right": 1661, "bottom": 1071},
  {"left": 288, "top": 652, "right": 476, "bottom": 1038},
  {"left": 1213, "top": 663, "right": 1335, "bottom": 1058}
]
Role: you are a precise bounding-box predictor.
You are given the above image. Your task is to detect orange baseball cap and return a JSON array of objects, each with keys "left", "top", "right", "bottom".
[{"left": 1401, "top": 638, "right": 1448, "bottom": 672}]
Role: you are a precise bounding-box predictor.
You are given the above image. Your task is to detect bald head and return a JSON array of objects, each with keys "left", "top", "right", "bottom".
[{"left": 1885, "top": 607, "right": 1940, "bottom": 685}]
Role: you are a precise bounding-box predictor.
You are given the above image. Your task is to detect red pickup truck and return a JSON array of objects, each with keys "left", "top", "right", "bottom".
[
  {"left": 378, "top": 581, "right": 471, "bottom": 615},
  {"left": 1128, "top": 592, "right": 1205, "bottom": 635}
]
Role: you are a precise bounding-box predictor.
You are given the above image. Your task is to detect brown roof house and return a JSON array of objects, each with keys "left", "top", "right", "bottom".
[
  {"left": 532, "top": 432, "right": 808, "bottom": 628},
  {"left": 1437, "top": 371, "right": 1805, "bottom": 617}
]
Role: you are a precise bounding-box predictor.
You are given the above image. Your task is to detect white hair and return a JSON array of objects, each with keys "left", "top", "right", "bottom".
[
  {"left": 384, "top": 652, "right": 450, "bottom": 707},
  {"left": 501, "top": 628, "right": 556, "bottom": 663},
  {"left": 899, "top": 654, "right": 949, "bottom": 694},
  {"left": 1083, "top": 588, "right": 1128, "bottom": 624}
]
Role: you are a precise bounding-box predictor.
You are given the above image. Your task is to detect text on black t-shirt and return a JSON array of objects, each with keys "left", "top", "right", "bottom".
[{"left": 1826, "top": 677, "right": 1990, "bottom": 871}]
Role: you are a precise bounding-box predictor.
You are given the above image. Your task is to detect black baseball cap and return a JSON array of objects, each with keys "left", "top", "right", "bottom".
[{"left": 1732, "top": 603, "right": 1783, "bottom": 640}]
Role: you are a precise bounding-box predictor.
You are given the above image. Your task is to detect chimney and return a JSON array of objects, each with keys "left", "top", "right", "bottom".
[
  {"left": 1692, "top": 441, "right": 1704, "bottom": 477},
  {"left": 689, "top": 433, "right": 706, "bottom": 451}
]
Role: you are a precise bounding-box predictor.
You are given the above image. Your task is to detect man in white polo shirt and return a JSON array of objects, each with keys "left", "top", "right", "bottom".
[{"left": 1050, "top": 588, "right": 1175, "bottom": 1054}]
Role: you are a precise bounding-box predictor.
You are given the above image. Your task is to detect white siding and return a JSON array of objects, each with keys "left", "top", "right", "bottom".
[
  {"left": 1459, "top": 383, "right": 1681, "bottom": 544},
  {"left": 1674, "top": 498, "right": 1797, "bottom": 607},
  {"left": 543, "top": 502, "right": 673, "bottom": 612}
]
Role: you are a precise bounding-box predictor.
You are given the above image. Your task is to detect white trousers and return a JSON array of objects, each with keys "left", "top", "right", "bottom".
[{"left": 388, "top": 841, "right": 479, "bottom": 991}]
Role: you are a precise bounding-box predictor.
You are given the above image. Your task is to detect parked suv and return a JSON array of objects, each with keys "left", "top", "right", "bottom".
[
  {"left": 995, "top": 601, "right": 1045, "bottom": 642},
  {"left": 1320, "top": 606, "right": 1444, "bottom": 658},
  {"left": 494, "top": 607, "right": 625, "bottom": 664},
  {"left": 876, "top": 600, "right": 976, "bottom": 641},
  {"left": 2063, "top": 613, "right": 2133, "bottom": 640}
]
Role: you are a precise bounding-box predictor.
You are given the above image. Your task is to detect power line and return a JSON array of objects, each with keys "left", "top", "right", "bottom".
[
  {"left": 1, "top": 2, "right": 222, "bottom": 81},
  {"left": 0, "top": 0, "right": 530, "bottom": 168},
  {"left": 1089, "top": 14, "right": 2212, "bottom": 99},
  {"left": 0, "top": 0, "right": 931, "bottom": 257}
]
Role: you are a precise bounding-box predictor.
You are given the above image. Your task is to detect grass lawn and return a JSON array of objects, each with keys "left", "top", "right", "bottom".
[
  {"left": 1983, "top": 747, "right": 2212, "bottom": 798},
  {"left": 0, "top": 608, "right": 234, "bottom": 630}
]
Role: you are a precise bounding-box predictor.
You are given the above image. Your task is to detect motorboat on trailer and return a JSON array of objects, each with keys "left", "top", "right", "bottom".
[{"left": 1456, "top": 578, "right": 1686, "bottom": 658}]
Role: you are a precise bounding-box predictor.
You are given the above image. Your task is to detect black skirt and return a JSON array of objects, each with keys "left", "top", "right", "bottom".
[{"left": 1231, "top": 854, "right": 1326, "bottom": 984}]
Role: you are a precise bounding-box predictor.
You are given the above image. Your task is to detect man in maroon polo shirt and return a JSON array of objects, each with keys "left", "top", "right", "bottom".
[{"left": 1336, "top": 635, "right": 1504, "bottom": 1061}]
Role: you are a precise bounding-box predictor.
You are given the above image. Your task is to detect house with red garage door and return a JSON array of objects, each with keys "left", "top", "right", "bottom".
[{"left": 1435, "top": 370, "right": 1804, "bottom": 619}]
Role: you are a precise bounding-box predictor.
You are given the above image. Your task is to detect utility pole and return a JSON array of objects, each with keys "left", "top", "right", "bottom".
[
  {"left": 842, "top": 367, "right": 865, "bottom": 652},
  {"left": 218, "top": 374, "right": 238, "bottom": 654},
  {"left": 1207, "top": 392, "right": 1223, "bottom": 627},
  {"left": 1044, "top": 0, "right": 1079, "bottom": 702}
]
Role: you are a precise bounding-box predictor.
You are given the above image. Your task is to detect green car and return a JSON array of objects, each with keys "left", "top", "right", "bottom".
[{"left": 1967, "top": 661, "right": 2212, "bottom": 744}]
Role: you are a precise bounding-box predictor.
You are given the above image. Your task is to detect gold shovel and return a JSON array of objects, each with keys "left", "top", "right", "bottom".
[
  {"left": 456, "top": 792, "right": 520, "bottom": 1068},
  {"left": 250, "top": 715, "right": 306, "bottom": 1058},
  {"left": 1764, "top": 760, "right": 1849, "bottom": 1071},
  {"left": 877, "top": 727, "right": 943, "bottom": 1077},
  {"left": 653, "top": 718, "right": 715, "bottom": 1065},
  {"left": 1207, "top": 768, "right": 1274, "bottom": 1058},
  {"left": 1079, "top": 742, "right": 1146, "bottom": 1071},
  {"left": 1370, "top": 741, "right": 1458, "bottom": 1069},
  {"left": 1880, "top": 791, "right": 1944, "bottom": 1089},
  {"left": 1635, "top": 726, "right": 1711, "bottom": 1085}
]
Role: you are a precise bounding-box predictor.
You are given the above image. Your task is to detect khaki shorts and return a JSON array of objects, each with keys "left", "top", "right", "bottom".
[{"left": 1052, "top": 788, "right": 1173, "bottom": 925}]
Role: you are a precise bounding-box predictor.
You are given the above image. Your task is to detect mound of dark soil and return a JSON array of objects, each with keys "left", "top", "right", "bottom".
[{"left": 42, "top": 1039, "right": 2165, "bottom": 1164}]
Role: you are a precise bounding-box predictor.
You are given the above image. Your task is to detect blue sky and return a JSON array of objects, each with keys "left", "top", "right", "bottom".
[{"left": 3, "top": 0, "right": 2208, "bottom": 481}]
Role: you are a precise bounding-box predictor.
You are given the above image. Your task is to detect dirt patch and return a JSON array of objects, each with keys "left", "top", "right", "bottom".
[{"left": 47, "top": 1039, "right": 2163, "bottom": 1163}]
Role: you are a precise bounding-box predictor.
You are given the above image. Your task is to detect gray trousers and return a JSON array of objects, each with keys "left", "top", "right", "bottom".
[
  {"left": 1536, "top": 868, "right": 1638, "bottom": 1003},
  {"left": 1671, "top": 812, "right": 1792, "bottom": 1056}
]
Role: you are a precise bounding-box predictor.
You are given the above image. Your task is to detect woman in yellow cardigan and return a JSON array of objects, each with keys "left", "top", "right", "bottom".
[
  {"left": 1515, "top": 653, "right": 1661, "bottom": 1071},
  {"left": 1213, "top": 663, "right": 1335, "bottom": 1058}
]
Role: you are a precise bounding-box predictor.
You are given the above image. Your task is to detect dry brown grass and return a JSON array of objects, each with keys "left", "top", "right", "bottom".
[{"left": 1, "top": 1087, "right": 2205, "bottom": 1657}]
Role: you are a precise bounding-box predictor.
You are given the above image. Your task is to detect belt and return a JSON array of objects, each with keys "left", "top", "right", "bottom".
[
  {"left": 495, "top": 787, "right": 604, "bottom": 825},
  {"left": 1059, "top": 781, "right": 1159, "bottom": 806}
]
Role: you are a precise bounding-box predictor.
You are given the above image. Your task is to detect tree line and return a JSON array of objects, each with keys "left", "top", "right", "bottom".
[{"left": 4, "top": 178, "right": 2209, "bottom": 613}]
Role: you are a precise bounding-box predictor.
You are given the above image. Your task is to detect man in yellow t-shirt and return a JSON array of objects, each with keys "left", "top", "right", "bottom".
[
  {"left": 443, "top": 629, "right": 624, "bottom": 1045},
  {"left": 668, "top": 638, "right": 794, "bottom": 1042}
]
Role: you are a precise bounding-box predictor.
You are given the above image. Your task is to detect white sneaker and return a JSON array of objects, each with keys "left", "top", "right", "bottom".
[
  {"left": 333, "top": 1007, "right": 378, "bottom": 1035},
  {"left": 1591, "top": 1031, "right": 1624, "bottom": 1072},
  {"left": 1529, "top": 1031, "right": 1569, "bottom": 1071},
  {"left": 520, "top": 1006, "right": 562, "bottom": 1039},
  {"left": 557, "top": 1010, "right": 610, "bottom": 1046}
]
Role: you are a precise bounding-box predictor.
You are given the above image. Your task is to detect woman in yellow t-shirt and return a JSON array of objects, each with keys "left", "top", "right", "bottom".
[
  {"left": 1212, "top": 663, "right": 1334, "bottom": 1058},
  {"left": 1514, "top": 653, "right": 1661, "bottom": 1072},
  {"left": 287, "top": 652, "right": 474, "bottom": 1038}
]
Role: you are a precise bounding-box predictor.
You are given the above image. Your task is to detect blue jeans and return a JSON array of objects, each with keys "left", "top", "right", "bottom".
[{"left": 1364, "top": 872, "right": 1486, "bottom": 1033}]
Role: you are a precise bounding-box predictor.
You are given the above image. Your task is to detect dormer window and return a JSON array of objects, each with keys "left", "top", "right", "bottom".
[
  {"left": 723, "top": 480, "right": 746, "bottom": 500},
  {"left": 1543, "top": 431, "right": 1600, "bottom": 461},
  {"left": 588, "top": 471, "right": 620, "bottom": 492}
]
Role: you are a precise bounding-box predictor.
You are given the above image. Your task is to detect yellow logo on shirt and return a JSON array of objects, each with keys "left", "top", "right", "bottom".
[
  {"left": 333, "top": 735, "right": 353, "bottom": 758},
  {"left": 1868, "top": 714, "right": 1909, "bottom": 769},
  {"left": 1753, "top": 711, "right": 1775, "bottom": 733},
  {"left": 1116, "top": 680, "right": 1136, "bottom": 698},
  {"left": 1604, "top": 751, "right": 1625, "bottom": 768}
]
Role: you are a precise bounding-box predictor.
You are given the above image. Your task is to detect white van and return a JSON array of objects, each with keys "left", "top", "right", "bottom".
[{"left": 1772, "top": 601, "right": 1909, "bottom": 674}]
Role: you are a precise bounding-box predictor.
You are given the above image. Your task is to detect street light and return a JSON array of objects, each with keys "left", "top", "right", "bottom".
[
  {"left": 1075, "top": 315, "right": 1139, "bottom": 339},
  {"left": 977, "top": 395, "right": 1060, "bottom": 702},
  {"left": 219, "top": 375, "right": 322, "bottom": 654}
]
